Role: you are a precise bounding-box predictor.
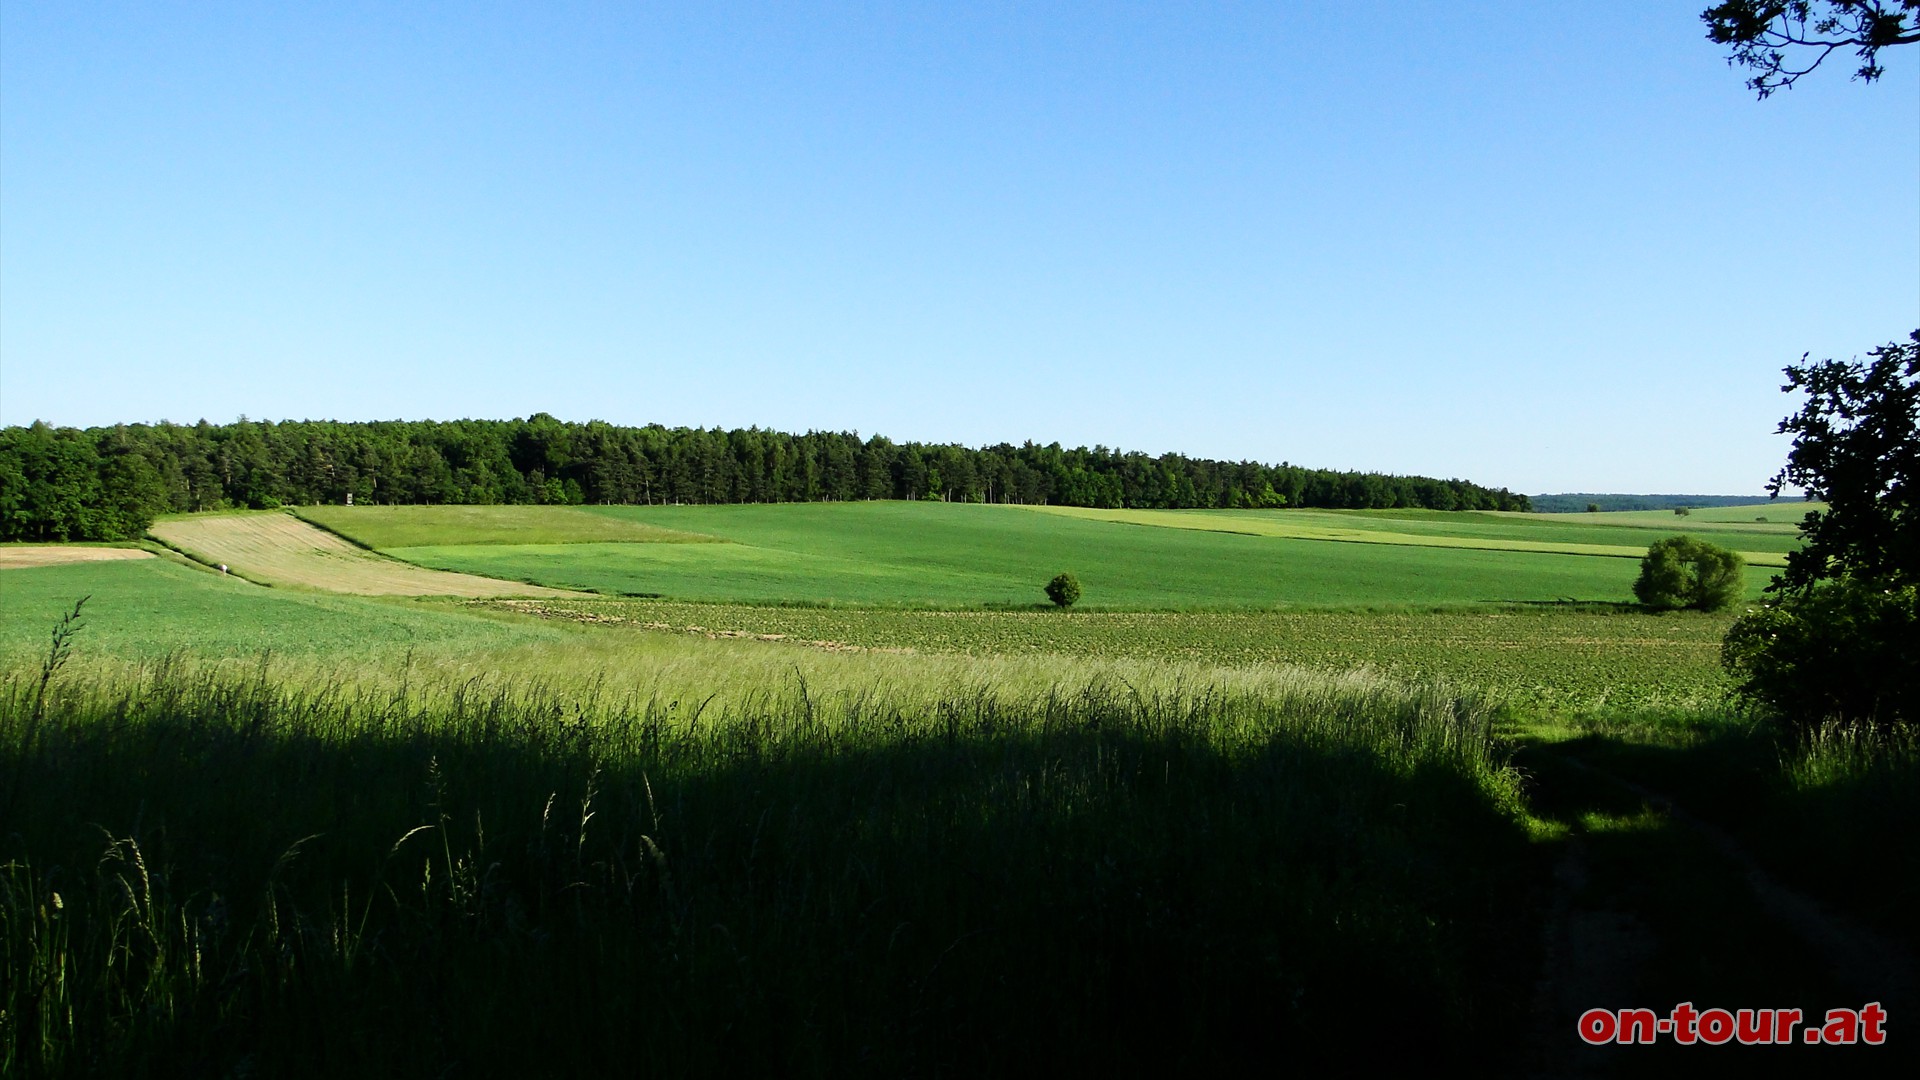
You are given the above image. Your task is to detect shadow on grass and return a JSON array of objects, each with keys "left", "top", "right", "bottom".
[
  {"left": 4, "top": 676, "right": 1540, "bottom": 1078},
  {"left": 1485, "top": 600, "right": 1648, "bottom": 613}
]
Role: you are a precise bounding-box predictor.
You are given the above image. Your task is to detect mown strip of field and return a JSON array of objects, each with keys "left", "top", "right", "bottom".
[
  {"left": 0, "top": 545, "right": 154, "bottom": 569},
  {"left": 487, "top": 599, "right": 1736, "bottom": 708},
  {"left": 1014, "top": 504, "right": 1794, "bottom": 566},
  {"left": 149, "top": 512, "right": 581, "bottom": 597},
  {"left": 386, "top": 501, "right": 1771, "bottom": 608}
]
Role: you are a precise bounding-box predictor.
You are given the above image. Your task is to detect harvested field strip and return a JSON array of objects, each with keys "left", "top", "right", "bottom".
[
  {"left": 149, "top": 512, "right": 583, "bottom": 597},
  {"left": 0, "top": 545, "right": 154, "bottom": 569},
  {"left": 1016, "top": 504, "right": 1791, "bottom": 567}
]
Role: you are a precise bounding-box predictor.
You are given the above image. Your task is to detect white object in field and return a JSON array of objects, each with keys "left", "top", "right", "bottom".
[
  {"left": 218, "top": 564, "right": 228, "bottom": 573},
  {"left": 345, "top": 492, "right": 353, "bottom": 506}
]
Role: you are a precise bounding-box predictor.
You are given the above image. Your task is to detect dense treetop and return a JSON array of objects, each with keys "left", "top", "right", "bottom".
[
  {"left": 1765, "top": 330, "right": 1918, "bottom": 592},
  {"left": 0, "top": 415, "right": 1530, "bottom": 542}
]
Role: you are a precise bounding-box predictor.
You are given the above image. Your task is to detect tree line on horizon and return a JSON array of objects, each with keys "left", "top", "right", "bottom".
[
  {"left": 0, "top": 414, "right": 1531, "bottom": 542},
  {"left": 1527, "top": 493, "right": 1777, "bottom": 514}
]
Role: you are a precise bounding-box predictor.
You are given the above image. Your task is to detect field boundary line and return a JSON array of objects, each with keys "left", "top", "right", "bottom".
[{"left": 287, "top": 507, "right": 380, "bottom": 551}]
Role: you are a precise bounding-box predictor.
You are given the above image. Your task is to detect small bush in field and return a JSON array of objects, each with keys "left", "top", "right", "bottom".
[
  {"left": 1045, "top": 572, "right": 1081, "bottom": 608},
  {"left": 1633, "top": 536, "right": 1743, "bottom": 611}
]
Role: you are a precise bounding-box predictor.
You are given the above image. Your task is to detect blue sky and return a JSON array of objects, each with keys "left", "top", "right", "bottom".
[{"left": 3, "top": 2, "right": 1915, "bottom": 494}]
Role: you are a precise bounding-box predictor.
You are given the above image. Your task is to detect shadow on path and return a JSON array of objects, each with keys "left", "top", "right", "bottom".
[{"left": 1513, "top": 732, "right": 1915, "bottom": 1078}]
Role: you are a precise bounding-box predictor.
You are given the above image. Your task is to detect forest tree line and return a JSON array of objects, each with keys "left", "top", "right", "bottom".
[{"left": 0, "top": 415, "right": 1531, "bottom": 541}]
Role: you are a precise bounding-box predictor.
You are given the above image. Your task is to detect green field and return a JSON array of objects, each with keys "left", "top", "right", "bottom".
[
  {"left": 0, "top": 556, "right": 563, "bottom": 662},
  {"left": 490, "top": 598, "right": 1737, "bottom": 709},
  {"left": 4, "top": 501, "right": 1909, "bottom": 1075},
  {"left": 6, "top": 541, "right": 1552, "bottom": 1071},
  {"left": 0, "top": 553, "right": 1736, "bottom": 708},
  {"left": 356, "top": 501, "right": 1778, "bottom": 608},
  {"left": 1586, "top": 501, "right": 1820, "bottom": 526},
  {"left": 297, "top": 503, "right": 722, "bottom": 547},
  {"left": 1019, "top": 503, "right": 1800, "bottom": 565}
]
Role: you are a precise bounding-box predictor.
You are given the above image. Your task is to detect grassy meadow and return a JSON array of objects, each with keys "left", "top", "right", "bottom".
[
  {"left": 4, "top": 501, "right": 1913, "bottom": 1076},
  {"left": 491, "top": 598, "right": 1740, "bottom": 710}
]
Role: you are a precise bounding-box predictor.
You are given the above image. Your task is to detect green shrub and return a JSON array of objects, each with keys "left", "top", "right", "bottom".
[
  {"left": 1722, "top": 579, "right": 1919, "bottom": 732},
  {"left": 1044, "top": 572, "right": 1081, "bottom": 608},
  {"left": 1633, "top": 536, "right": 1744, "bottom": 611}
]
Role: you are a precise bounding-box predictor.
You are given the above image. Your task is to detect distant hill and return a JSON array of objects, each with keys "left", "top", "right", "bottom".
[{"left": 1530, "top": 493, "right": 1786, "bottom": 514}]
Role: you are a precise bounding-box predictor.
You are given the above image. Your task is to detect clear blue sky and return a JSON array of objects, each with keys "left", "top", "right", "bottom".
[{"left": 3, "top": 2, "right": 1915, "bottom": 494}]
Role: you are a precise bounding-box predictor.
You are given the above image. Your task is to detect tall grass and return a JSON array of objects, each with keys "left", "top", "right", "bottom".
[
  {"left": 2, "top": 648, "right": 1536, "bottom": 1076},
  {"left": 1776, "top": 723, "right": 1920, "bottom": 932}
]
